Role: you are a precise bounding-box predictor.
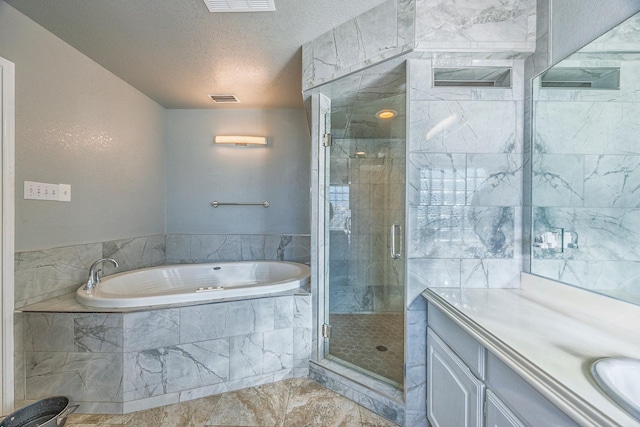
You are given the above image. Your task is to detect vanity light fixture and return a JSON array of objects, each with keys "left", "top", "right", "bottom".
[
  {"left": 214, "top": 136, "right": 268, "bottom": 147},
  {"left": 375, "top": 109, "right": 397, "bottom": 119}
]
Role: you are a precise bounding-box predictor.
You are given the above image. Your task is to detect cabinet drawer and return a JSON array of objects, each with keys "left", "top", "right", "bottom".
[
  {"left": 486, "top": 390, "right": 525, "bottom": 427},
  {"left": 428, "top": 303, "right": 486, "bottom": 379},
  {"left": 486, "top": 354, "right": 579, "bottom": 427}
]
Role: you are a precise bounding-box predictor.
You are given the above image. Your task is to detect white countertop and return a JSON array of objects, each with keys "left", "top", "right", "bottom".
[{"left": 423, "top": 273, "right": 640, "bottom": 427}]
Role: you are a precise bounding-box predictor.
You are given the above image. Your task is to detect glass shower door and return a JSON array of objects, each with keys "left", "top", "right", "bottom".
[{"left": 321, "top": 62, "right": 406, "bottom": 386}]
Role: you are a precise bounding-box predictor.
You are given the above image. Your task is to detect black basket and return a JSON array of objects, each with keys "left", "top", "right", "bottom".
[{"left": 0, "top": 396, "right": 78, "bottom": 427}]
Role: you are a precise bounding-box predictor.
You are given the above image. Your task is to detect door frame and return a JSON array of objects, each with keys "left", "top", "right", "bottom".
[
  {"left": 310, "top": 93, "right": 331, "bottom": 361},
  {"left": 0, "top": 55, "right": 16, "bottom": 414}
]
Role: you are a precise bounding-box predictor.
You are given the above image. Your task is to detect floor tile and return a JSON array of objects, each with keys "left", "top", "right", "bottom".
[
  {"left": 62, "top": 378, "right": 398, "bottom": 427},
  {"left": 329, "top": 313, "right": 404, "bottom": 385}
]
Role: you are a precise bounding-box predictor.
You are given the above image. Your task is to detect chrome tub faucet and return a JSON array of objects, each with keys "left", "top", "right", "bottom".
[{"left": 84, "top": 258, "right": 119, "bottom": 291}]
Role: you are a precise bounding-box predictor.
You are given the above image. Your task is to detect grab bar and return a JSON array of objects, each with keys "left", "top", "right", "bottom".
[
  {"left": 211, "top": 201, "right": 270, "bottom": 208},
  {"left": 390, "top": 222, "right": 402, "bottom": 260}
]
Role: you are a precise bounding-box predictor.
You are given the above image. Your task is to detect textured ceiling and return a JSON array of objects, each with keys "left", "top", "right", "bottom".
[{"left": 4, "top": 0, "right": 387, "bottom": 109}]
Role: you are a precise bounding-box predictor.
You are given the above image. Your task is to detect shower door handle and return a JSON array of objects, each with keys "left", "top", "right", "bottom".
[{"left": 390, "top": 222, "right": 402, "bottom": 260}]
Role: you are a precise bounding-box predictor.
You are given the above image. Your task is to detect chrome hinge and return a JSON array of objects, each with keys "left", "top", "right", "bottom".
[
  {"left": 322, "top": 133, "right": 332, "bottom": 147},
  {"left": 321, "top": 323, "right": 331, "bottom": 339}
]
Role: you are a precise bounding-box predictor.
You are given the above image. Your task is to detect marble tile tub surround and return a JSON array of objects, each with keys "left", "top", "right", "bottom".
[
  {"left": 14, "top": 233, "right": 310, "bottom": 309},
  {"left": 423, "top": 273, "right": 640, "bottom": 426},
  {"left": 14, "top": 233, "right": 311, "bottom": 409},
  {"left": 531, "top": 19, "right": 640, "bottom": 302},
  {"left": 14, "top": 234, "right": 165, "bottom": 309},
  {"left": 302, "top": 0, "right": 536, "bottom": 91},
  {"left": 165, "top": 233, "right": 310, "bottom": 265},
  {"left": 21, "top": 293, "right": 312, "bottom": 414}
]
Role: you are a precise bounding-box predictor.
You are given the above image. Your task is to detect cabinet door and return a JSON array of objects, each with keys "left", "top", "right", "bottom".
[
  {"left": 427, "top": 328, "right": 484, "bottom": 427},
  {"left": 486, "top": 354, "right": 579, "bottom": 427},
  {"left": 486, "top": 390, "right": 526, "bottom": 427}
]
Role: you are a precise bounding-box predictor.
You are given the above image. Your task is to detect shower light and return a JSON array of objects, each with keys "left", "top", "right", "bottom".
[
  {"left": 375, "top": 109, "right": 397, "bottom": 119},
  {"left": 214, "top": 136, "right": 268, "bottom": 147}
]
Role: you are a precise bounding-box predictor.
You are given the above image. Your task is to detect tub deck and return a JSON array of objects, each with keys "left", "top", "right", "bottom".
[{"left": 18, "top": 285, "right": 310, "bottom": 313}]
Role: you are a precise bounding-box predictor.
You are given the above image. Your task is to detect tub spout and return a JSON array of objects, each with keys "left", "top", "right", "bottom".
[{"left": 84, "top": 258, "right": 119, "bottom": 291}]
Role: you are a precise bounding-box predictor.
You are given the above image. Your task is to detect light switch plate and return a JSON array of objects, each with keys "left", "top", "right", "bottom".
[
  {"left": 24, "top": 181, "right": 71, "bottom": 202},
  {"left": 59, "top": 184, "right": 71, "bottom": 202}
]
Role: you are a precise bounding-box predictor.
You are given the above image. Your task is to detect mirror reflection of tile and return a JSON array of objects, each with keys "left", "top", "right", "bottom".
[{"left": 531, "top": 12, "right": 640, "bottom": 305}]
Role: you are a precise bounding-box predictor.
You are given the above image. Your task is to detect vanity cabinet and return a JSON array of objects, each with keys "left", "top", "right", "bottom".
[{"left": 427, "top": 303, "right": 579, "bottom": 427}]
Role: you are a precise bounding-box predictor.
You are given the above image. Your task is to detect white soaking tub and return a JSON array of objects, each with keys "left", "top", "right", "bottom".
[{"left": 76, "top": 261, "right": 310, "bottom": 308}]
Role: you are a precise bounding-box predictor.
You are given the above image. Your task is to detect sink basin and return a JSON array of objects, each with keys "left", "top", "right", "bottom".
[{"left": 592, "top": 357, "right": 640, "bottom": 419}]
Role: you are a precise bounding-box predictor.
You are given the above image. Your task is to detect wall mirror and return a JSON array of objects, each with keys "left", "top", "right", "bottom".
[{"left": 531, "top": 12, "right": 640, "bottom": 305}]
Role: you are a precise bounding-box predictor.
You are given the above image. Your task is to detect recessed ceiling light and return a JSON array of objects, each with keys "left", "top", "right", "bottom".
[{"left": 376, "top": 109, "right": 397, "bottom": 119}]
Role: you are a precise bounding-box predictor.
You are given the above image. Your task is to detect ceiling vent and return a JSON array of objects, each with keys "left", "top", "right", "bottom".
[
  {"left": 202, "top": 0, "right": 276, "bottom": 12},
  {"left": 208, "top": 94, "right": 241, "bottom": 103}
]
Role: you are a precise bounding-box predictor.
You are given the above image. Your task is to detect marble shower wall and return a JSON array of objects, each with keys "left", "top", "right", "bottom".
[
  {"left": 22, "top": 293, "right": 311, "bottom": 414},
  {"left": 328, "top": 139, "right": 405, "bottom": 314},
  {"left": 303, "top": 1, "right": 534, "bottom": 425},
  {"left": 531, "top": 32, "right": 640, "bottom": 301},
  {"left": 404, "top": 58, "right": 525, "bottom": 424},
  {"left": 407, "top": 58, "right": 525, "bottom": 292}
]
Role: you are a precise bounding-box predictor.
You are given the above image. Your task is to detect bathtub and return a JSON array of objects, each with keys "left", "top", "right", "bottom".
[{"left": 75, "top": 261, "right": 310, "bottom": 309}]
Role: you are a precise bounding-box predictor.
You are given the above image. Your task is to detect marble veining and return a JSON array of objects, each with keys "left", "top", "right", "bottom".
[
  {"left": 15, "top": 243, "right": 103, "bottom": 307},
  {"left": 15, "top": 235, "right": 165, "bottom": 308},
  {"left": 414, "top": 0, "right": 534, "bottom": 50},
  {"left": 123, "top": 310, "right": 180, "bottom": 352},
  {"left": 165, "top": 233, "right": 310, "bottom": 264},
  {"left": 74, "top": 314, "right": 123, "bottom": 353},
  {"left": 303, "top": 0, "right": 535, "bottom": 90},
  {"left": 20, "top": 293, "right": 311, "bottom": 414},
  {"left": 310, "top": 360, "right": 405, "bottom": 425},
  {"left": 410, "top": 100, "right": 519, "bottom": 154},
  {"left": 59, "top": 378, "right": 398, "bottom": 426}
]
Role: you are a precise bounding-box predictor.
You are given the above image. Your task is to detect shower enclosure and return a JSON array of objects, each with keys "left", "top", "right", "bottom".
[{"left": 310, "top": 61, "right": 406, "bottom": 387}]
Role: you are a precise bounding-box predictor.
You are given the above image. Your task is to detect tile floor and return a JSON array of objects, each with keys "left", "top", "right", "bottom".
[
  {"left": 61, "top": 378, "right": 398, "bottom": 426},
  {"left": 329, "top": 313, "right": 404, "bottom": 385}
]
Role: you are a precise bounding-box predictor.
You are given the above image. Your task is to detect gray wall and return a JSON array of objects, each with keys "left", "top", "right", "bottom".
[
  {"left": 165, "top": 109, "right": 310, "bottom": 235},
  {"left": 0, "top": 2, "right": 167, "bottom": 252},
  {"left": 551, "top": 0, "right": 640, "bottom": 64}
]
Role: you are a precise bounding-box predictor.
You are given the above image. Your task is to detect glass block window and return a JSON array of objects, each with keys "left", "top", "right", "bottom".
[
  {"left": 329, "top": 185, "right": 351, "bottom": 231},
  {"left": 420, "top": 167, "right": 465, "bottom": 206}
]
